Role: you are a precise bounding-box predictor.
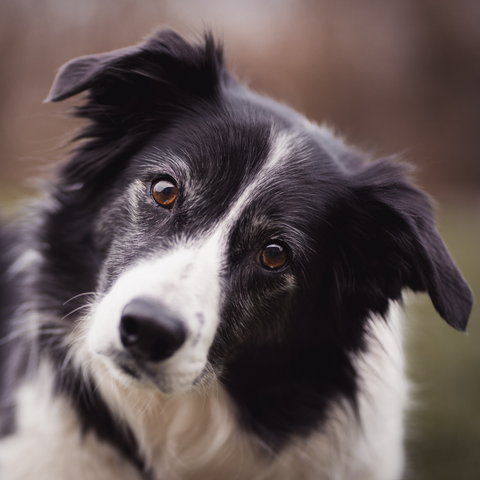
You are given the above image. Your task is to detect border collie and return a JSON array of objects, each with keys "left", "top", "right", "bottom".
[{"left": 0, "top": 30, "right": 473, "bottom": 480}]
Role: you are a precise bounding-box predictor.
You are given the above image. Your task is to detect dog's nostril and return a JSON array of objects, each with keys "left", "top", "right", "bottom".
[
  {"left": 121, "top": 316, "right": 139, "bottom": 339},
  {"left": 120, "top": 298, "right": 186, "bottom": 362}
]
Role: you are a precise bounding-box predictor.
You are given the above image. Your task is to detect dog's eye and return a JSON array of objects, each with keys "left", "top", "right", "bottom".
[
  {"left": 152, "top": 179, "right": 178, "bottom": 207},
  {"left": 260, "top": 243, "right": 288, "bottom": 270}
]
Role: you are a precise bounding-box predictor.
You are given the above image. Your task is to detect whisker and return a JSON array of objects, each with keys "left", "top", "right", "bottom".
[
  {"left": 62, "top": 304, "right": 92, "bottom": 321},
  {"left": 63, "top": 291, "right": 103, "bottom": 306}
]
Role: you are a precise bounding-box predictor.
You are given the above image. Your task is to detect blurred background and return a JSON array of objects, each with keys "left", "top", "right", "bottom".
[{"left": 0, "top": 0, "right": 478, "bottom": 478}]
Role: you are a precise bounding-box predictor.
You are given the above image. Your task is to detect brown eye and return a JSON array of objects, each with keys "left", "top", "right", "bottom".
[
  {"left": 152, "top": 179, "right": 178, "bottom": 207},
  {"left": 260, "top": 243, "right": 288, "bottom": 270}
]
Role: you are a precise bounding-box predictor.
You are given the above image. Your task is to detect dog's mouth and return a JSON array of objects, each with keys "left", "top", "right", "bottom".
[
  {"left": 97, "top": 346, "right": 210, "bottom": 395},
  {"left": 99, "top": 348, "right": 159, "bottom": 385},
  {"left": 118, "top": 359, "right": 142, "bottom": 380}
]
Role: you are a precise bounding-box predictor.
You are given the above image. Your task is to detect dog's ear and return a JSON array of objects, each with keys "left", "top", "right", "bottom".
[
  {"left": 333, "top": 159, "right": 473, "bottom": 331},
  {"left": 44, "top": 30, "right": 225, "bottom": 187},
  {"left": 46, "top": 29, "right": 224, "bottom": 104},
  {"left": 45, "top": 48, "right": 128, "bottom": 103}
]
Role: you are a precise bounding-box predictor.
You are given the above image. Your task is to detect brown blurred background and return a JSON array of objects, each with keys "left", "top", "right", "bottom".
[{"left": 0, "top": 0, "right": 479, "bottom": 479}]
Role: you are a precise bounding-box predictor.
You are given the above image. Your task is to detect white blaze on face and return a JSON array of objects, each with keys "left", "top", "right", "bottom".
[
  {"left": 88, "top": 234, "right": 223, "bottom": 394},
  {"left": 87, "top": 130, "right": 297, "bottom": 395}
]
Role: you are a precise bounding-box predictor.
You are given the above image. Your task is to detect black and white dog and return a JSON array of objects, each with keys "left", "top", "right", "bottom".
[{"left": 0, "top": 30, "right": 473, "bottom": 479}]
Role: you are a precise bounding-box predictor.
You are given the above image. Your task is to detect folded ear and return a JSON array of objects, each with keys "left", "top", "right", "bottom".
[
  {"left": 335, "top": 159, "right": 473, "bottom": 331},
  {"left": 46, "top": 29, "right": 224, "bottom": 104},
  {"left": 45, "top": 49, "right": 131, "bottom": 102},
  {"left": 44, "top": 30, "right": 226, "bottom": 188}
]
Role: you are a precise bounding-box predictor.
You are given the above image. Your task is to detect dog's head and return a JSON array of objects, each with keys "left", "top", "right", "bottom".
[{"left": 44, "top": 30, "right": 473, "bottom": 397}]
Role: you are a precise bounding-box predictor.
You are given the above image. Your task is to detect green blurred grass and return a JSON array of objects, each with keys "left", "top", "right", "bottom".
[
  {"left": 0, "top": 185, "right": 37, "bottom": 215},
  {"left": 405, "top": 205, "right": 480, "bottom": 480},
  {"left": 1, "top": 186, "right": 479, "bottom": 477}
]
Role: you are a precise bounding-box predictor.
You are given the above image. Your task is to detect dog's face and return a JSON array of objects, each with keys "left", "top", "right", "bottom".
[
  {"left": 44, "top": 30, "right": 472, "bottom": 399},
  {"left": 87, "top": 113, "right": 338, "bottom": 394}
]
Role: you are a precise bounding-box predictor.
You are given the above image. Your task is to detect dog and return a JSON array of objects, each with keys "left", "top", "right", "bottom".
[{"left": 0, "top": 29, "right": 473, "bottom": 480}]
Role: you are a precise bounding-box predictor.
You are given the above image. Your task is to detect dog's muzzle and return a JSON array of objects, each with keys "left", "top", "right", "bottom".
[{"left": 89, "top": 248, "right": 222, "bottom": 393}]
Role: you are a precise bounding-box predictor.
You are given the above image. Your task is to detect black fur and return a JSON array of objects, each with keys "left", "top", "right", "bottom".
[{"left": 0, "top": 29, "right": 473, "bottom": 475}]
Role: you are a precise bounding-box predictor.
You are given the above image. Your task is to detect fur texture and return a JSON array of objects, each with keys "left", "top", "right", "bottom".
[{"left": 0, "top": 30, "right": 473, "bottom": 480}]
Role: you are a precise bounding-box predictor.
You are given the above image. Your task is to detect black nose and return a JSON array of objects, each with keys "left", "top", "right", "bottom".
[{"left": 120, "top": 298, "right": 186, "bottom": 362}]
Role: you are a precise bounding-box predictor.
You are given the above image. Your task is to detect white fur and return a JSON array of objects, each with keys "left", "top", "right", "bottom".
[
  {"left": 6, "top": 249, "right": 42, "bottom": 281},
  {"left": 87, "top": 239, "right": 222, "bottom": 394},
  {"left": 0, "top": 362, "right": 143, "bottom": 480}
]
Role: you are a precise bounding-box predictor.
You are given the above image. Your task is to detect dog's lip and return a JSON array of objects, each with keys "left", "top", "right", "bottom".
[
  {"left": 118, "top": 362, "right": 140, "bottom": 379},
  {"left": 97, "top": 347, "right": 157, "bottom": 381},
  {"left": 113, "top": 357, "right": 166, "bottom": 390},
  {"left": 98, "top": 347, "right": 210, "bottom": 393},
  {"left": 114, "top": 352, "right": 158, "bottom": 379}
]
